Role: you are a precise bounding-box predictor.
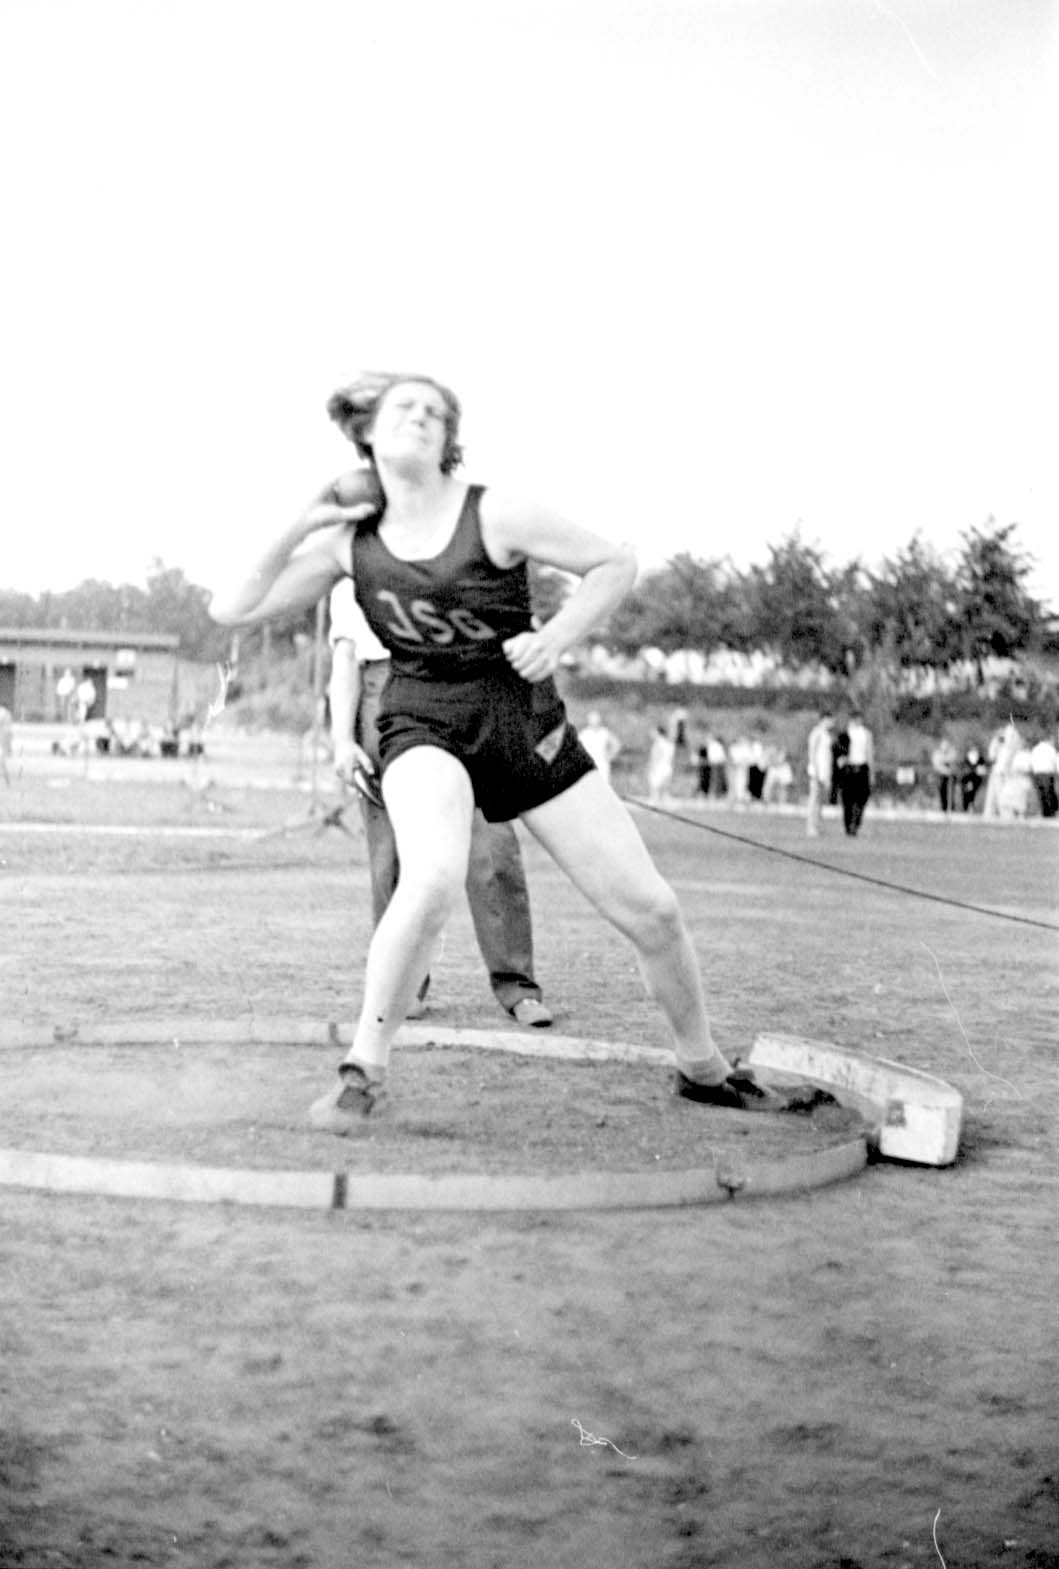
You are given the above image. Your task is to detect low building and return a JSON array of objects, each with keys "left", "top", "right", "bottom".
[{"left": 0, "top": 628, "right": 180, "bottom": 723}]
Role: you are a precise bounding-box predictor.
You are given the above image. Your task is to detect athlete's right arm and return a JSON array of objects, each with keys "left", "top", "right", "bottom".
[
  {"left": 208, "top": 471, "right": 381, "bottom": 627},
  {"left": 328, "top": 637, "right": 371, "bottom": 784}
]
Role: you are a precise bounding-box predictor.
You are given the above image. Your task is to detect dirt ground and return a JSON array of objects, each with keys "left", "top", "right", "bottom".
[{"left": 1, "top": 768, "right": 1057, "bottom": 1568}]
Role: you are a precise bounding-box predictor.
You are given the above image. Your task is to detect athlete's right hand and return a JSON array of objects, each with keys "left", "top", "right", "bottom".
[
  {"left": 333, "top": 739, "right": 374, "bottom": 786},
  {"left": 302, "top": 468, "right": 386, "bottom": 535}
]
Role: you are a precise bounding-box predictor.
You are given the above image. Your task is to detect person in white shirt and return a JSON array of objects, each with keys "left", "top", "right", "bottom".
[
  {"left": 328, "top": 576, "right": 553, "bottom": 1026},
  {"left": 75, "top": 676, "right": 97, "bottom": 725},
  {"left": 55, "top": 667, "right": 76, "bottom": 722},
  {"left": 706, "top": 733, "right": 728, "bottom": 797},
  {"left": 805, "top": 710, "right": 833, "bottom": 837},
  {"left": 578, "top": 710, "right": 621, "bottom": 786},
  {"left": 646, "top": 725, "right": 676, "bottom": 803},
  {"left": 726, "top": 735, "right": 754, "bottom": 805},
  {"left": 762, "top": 746, "right": 793, "bottom": 805},
  {"left": 838, "top": 709, "right": 874, "bottom": 836}
]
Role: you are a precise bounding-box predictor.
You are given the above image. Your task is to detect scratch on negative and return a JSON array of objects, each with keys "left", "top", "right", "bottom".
[
  {"left": 571, "top": 1419, "right": 638, "bottom": 1460},
  {"left": 921, "top": 941, "right": 1021, "bottom": 1096},
  {"left": 866, "top": 0, "right": 941, "bottom": 83}
]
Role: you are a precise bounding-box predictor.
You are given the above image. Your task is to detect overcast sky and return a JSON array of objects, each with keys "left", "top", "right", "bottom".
[{"left": 1, "top": 0, "right": 1055, "bottom": 606}]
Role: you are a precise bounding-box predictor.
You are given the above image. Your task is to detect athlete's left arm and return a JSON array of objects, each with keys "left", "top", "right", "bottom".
[{"left": 482, "top": 493, "right": 637, "bottom": 684}]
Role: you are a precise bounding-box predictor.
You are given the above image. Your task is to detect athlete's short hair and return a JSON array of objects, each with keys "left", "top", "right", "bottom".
[{"left": 326, "top": 371, "right": 464, "bottom": 474}]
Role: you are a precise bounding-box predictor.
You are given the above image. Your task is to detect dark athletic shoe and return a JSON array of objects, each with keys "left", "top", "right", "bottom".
[
  {"left": 675, "top": 1063, "right": 838, "bottom": 1114},
  {"left": 675, "top": 1065, "right": 784, "bottom": 1111},
  {"left": 308, "top": 1064, "right": 384, "bottom": 1134}
]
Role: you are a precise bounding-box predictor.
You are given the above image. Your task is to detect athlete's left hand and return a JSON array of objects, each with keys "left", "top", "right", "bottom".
[{"left": 502, "top": 630, "right": 563, "bottom": 683}]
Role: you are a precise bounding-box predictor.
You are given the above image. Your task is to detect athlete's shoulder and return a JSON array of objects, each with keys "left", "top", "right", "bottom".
[
  {"left": 476, "top": 487, "right": 541, "bottom": 568},
  {"left": 476, "top": 486, "right": 562, "bottom": 536},
  {"left": 477, "top": 486, "right": 538, "bottom": 527}
]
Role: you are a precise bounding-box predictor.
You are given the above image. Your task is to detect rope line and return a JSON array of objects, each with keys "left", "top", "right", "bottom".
[{"left": 623, "top": 797, "right": 1059, "bottom": 935}]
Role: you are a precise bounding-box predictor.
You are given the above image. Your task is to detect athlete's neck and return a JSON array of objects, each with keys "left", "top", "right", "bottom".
[{"left": 376, "top": 465, "right": 460, "bottom": 523}]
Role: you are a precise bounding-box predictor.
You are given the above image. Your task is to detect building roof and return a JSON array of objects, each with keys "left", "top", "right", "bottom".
[{"left": 0, "top": 627, "right": 180, "bottom": 651}]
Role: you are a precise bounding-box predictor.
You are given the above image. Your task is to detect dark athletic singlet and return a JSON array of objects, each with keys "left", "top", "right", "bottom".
[
  {"left": 350, "top": 485, "right": 532, "bottom": 681},
  {"left": 345, "top": 481, "right": 595, "bottom": 820}
]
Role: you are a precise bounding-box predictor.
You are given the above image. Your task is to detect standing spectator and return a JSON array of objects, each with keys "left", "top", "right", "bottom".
[
  {"left": 839, "top": 709, "right": 874, "bottom": 837},
  {"left": 1006, "top": 735, "right": 1036, "bottom": 819},
  {"left": 668, "top": 707, "right": 690, "bottom": 779},
  {"left": 695, "top": 745, "right": 712, "bottom": 798},
  {"left": 329, "top": 576, "right": 553, "bottom": 1027},
  {"left": 727, "top": 734, "right": 754, "bottom": 805},
  {"left": 805, "top": 709, "right": 833, "bottom": 838},
  {"left": 1029, "top": 732, "right": 1058, "bottom": 819},
  {"left": 830, "top": 717, "right": 850, "bottom": 806},
  {"left": 646, "top": 725, "right": 676, "bottom": 803},
  {"left": 960, "top": 745, "right": 988, "bottom": 813},
  {"left": 931, "top": 735, "right": 959, "bottom": 813},
  {"left": 0, "top": 704, "right": 12, "bottom": 786},
  {"left": 984, "top": 722, "right": 1033, "bottom": 819},
  {"left": 746, "top": 737, "right": 767, "bottom": 803},
  {"left": 75, "top": 675, "right": 97, "bottom": 725},
  {"left": 706, "top": 732, "right": 728, "bottom": 798},
  {"left": 762, "top": 747, "right": 793, "bottom": 805},
  {"left": 981, "top": 724, "right": 1011, "bottom": 819},
  {"left": 55, "top": 667, "right": 76, "bottom": 722},
  {"left": 578, "top": 710, "right": 622, "bottom": 787}
]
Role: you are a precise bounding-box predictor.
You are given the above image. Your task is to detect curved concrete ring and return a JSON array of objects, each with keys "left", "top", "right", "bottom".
[{"left": 0, "top": 1018, "right": 871, "bottom": 1212}]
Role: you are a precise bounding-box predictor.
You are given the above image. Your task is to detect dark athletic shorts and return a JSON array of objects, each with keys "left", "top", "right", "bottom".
[{"left": 375, "top": 665, "right": 596, "bottom": 823}]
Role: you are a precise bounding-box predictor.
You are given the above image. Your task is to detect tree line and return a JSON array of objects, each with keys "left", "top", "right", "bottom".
[
  {"left": 0, "top": 520, "right": 1049, "bottom": 680},
  {"left": 602, "top": 520, "right": 1049, "bottom": 682},
  {"left": 0, "top": 560, "right": 240, "bottom": 664}
]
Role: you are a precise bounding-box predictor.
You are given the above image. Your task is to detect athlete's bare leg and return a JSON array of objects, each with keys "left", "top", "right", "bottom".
[
  {"left": 344, "top": 746, "right": 475, "bottom": 1075},
  {"left": 520, "top": 770, "right": 731, "bottom": 1084}
]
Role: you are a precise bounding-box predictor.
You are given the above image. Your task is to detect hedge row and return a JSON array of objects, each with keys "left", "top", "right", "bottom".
[{"left": 563, "top": 673, "right": 1059, "bottom": 728}]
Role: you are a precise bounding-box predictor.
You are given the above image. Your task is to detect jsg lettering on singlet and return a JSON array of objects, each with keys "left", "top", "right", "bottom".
[{"left": 373, "top": 589, "right": 498, "bottom": 647}]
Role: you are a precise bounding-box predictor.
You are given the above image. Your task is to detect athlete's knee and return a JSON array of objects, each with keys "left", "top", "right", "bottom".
[
  {"left": 641, "top": 882, "right": 685, "bottom": 951},
  {"left": 395, "top": 860, "right": 465, "bottom": 929},
  {"left": 613, "top": 877, "right": 684, "bottom": 953}
]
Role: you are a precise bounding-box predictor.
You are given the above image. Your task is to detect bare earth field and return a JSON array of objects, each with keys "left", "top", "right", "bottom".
[{"left": 1, "top": 764, "right": 1057, "bottom": 1569}]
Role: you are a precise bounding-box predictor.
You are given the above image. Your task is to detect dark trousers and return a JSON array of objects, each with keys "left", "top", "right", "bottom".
[
  {"left": 839, "top": 765, "right": 871, "bottom": 836},
  {"left": 356, "top": 661, "right": 541, "bottom": 1011},
  {"left": 1033, "top": 773, "right": 1058, "bottom": 819}
]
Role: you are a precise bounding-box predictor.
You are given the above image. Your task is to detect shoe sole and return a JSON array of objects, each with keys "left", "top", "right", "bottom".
[{"left": 510, "top": 1005, "right": 553, "bottom": 1029}]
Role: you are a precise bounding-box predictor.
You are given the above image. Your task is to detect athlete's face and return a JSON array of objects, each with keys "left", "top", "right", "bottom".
[{"left": 370, "top": 381, "right": 450, "bottom": 471}]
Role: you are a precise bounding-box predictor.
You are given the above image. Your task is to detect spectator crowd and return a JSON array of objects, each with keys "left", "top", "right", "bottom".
[{"left": 575, "top": 706, "right": 1059, "bottom": 827}]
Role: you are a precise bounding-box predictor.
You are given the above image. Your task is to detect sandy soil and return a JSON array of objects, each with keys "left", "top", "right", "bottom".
[{"left": 1, "top": 773, "right": 1057, "bottom": 1568}]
